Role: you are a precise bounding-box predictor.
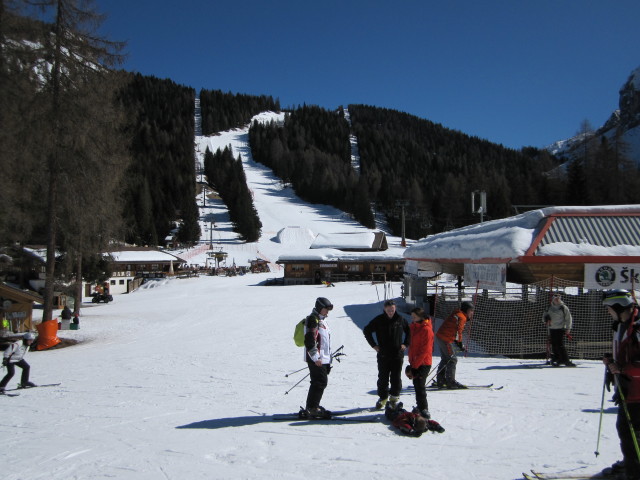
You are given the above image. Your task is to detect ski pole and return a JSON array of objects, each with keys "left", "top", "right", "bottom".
[
  {"left": 594, "top": 367, "right": 607, "bottom": 457},
  {"left": 331, "top": 345, "right": 344, "bottom": 357},
  {"left": 284, "top": 372, "right": 309, "bottom": 395},
  {"left": 331, "top": 345, "right": 346, "bottom": 362},
  {"left": 427, "top": 355, "right": 453, "bottom": 387},
  {"left": 284, "top": 366, "right": 307, "bottom": 377},
  {"left": 285, "top": 346, "right": 345, "bottom": 393},
  {"left": 614, "top": 373, "right": 640, "bottom": 463}
]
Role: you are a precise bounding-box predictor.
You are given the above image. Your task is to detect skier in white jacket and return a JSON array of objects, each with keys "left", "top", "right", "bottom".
[
  {"left": 1, "top": 332, "right": 37, "bottom": 392},
  {"left": 300, "top": 297, "right": 333, "bottom": 419}
]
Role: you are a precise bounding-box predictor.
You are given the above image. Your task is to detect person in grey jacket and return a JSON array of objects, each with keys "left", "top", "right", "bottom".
[
  {"left": 1, "top": 332, "right": 37, "bottom": 392},
  {"left": 543, "top": 293, "right": 575, "bottom": 367}
]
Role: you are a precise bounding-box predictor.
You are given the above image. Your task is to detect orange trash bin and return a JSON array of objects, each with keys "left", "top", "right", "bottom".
[{"left": 35, "top": 320, "right": 61, "bottom": 350}]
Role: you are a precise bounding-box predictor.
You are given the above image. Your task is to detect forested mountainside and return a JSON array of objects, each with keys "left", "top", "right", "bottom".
[
  {"left": 203, "top": 146, "right": 262, "bottom": 242},
  {"left": 199, "top": 88, "right": 280, "bottom": 135},
  {"left": 119, "top": 73, "right": 200, "bottom": 246},
  {"left": 246, "top": 104, "right": 562, "bottom": 239},
  {"left": 248, "top": 105, "right": 375, "bottom": 228},
  {"left": 348, "top": 105, "right": 562, "bottom": 237}
]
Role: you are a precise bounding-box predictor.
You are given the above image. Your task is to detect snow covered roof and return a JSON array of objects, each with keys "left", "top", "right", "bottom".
[
  {"left": 21, "top": 246, "right": 62, "bottom": 263},
  {"left": 107, "top": 249, "right": 186, "bottom": 264},
  {"left": 275, "top": 227, "right": 316, "bottom": 247},
  {"left": 404, "top": 205, "right": 640, "bottom": 263},
  {"left": 310, "top": 231, "right": 387, "bottom": 251},
  {"left": 278, "top": 246, "right": 405, "bottom": 263}
]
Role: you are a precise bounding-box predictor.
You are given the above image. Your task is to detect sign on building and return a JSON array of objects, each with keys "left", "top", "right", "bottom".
[
  {"left": 584, "top": 264, "right": 640, "bottom": 290},
  {"left": 464, "top": 264, "right": 507, "bottom": 292}
]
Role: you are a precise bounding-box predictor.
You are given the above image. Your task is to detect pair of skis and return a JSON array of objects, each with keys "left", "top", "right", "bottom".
[
  {"left": 425, "top": 383, "right": 504, "bottom": 391},
  {"left": 272, "top": 407, "right": 382, "bottom": 423},
  {"left": 524, "top": 469, "right": 616, "bottom": 479},
  {"left": 0, "top": 383, "right": 61, "bottom": 397}
]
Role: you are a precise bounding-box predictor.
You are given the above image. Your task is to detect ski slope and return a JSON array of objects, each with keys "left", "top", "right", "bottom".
[
  {"left": 0, "top": 113, "right": 624, "bottom": 480},
  {"left": 1, "top": 275, "right": 619, "bottom": 480}
]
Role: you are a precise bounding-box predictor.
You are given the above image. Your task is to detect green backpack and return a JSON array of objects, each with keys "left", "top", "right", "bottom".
[{"left": 293, "top": 318, "right": 306, "bottom": 347}]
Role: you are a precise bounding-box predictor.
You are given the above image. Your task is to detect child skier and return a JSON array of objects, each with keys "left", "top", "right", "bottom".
[{"left": 1, "top": 332, "right": 37, "bottom": 393}]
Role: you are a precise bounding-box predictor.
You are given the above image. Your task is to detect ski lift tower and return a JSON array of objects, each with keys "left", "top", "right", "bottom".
[
  {"left": 471, "top": 190, "right": 487, "bottom": 223},
  {"left": 396, "top": 199, "right": 410, "bottom": 247}
]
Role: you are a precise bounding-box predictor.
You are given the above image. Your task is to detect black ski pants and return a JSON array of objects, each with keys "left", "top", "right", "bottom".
[
  {"left": 617, "top": 402, "right": 640, "bottom": 480},
  {"left": 306, "top": 360, "right": 330, "bottom": 409},
  {"left": 0, "top": 359, "right": 30, "bottom": 388},
  {"left": 376, "top": 352, "right": 403, "bottom": 399},
  {"left": 412, "top": 364, "right": 431, "bottom": 412},
  {"left": 549, "top": 329, "right": 570, "bottom": 365}
]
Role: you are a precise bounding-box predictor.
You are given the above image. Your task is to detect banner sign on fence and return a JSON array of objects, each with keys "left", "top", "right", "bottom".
[
  {"left": 464, "top": 264, "right": 507, "bottom": 292},
  {"left": 584, "top": 264, "right": 640, "bottom": 290}
]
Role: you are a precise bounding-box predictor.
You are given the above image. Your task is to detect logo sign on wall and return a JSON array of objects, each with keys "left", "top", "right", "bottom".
[
  {"left": 584, "top": 264, "right": 640, "bottom": 290},
  {"left": 464, "top": 264, "right": 507, "bottom": 293}
]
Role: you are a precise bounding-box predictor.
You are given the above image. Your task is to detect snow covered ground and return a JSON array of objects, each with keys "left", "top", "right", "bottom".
[
  {"left": 1, "top": 277, "right": 620, "bottom": 480},
  {"left": 1, "top": 113, "right": 624, "bottom": 479}
]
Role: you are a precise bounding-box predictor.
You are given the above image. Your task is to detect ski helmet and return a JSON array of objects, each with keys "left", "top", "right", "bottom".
[
  {"left": 315, "top": 297, "right": 333, "bottom": 312},
  {"left": 23, "top": 332, "right": 36, "bottom": 341},
  {"left": 460, "top": 301, "right": 475, "bottom": 313},
  {"left": 602, "top": 290, "right": 634, "bottom": 308}
]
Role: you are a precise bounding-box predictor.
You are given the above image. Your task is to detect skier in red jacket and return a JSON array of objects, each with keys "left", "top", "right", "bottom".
[
  {"left": 406, "top": 307, "right": 434, "bottom": 418},
  {"left": 435, "top": 301, "right": 474, "bottom": 389}
]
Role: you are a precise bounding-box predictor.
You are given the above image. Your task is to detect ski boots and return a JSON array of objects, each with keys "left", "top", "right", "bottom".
[
  {"left": 375, "top": 397, "right": 388, "bottom": 410},
  {"left": 299, "top": 406, "right": 332, "bottom": 419},
  {"left": 446, "top": 380, "right": 467, "bottom": 390}
]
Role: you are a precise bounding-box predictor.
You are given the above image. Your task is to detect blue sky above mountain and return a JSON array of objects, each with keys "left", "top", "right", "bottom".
[{"left": 96, "top": 0, "right": 640, "bottom": 150}]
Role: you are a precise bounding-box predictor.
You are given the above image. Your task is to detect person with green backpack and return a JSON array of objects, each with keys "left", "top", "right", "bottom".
[{"left": 298, "top": 297, "right": 334, "bottom": 419}]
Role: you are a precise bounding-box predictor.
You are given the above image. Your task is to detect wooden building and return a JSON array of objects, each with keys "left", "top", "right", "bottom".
[
  {"left": 0, "top": 282, "right": 43, "bottom": 333},
  {"left": 84, "top": 247, "right": 187, "bottom": 298},
  {"left": 404, "top": 205, "right": 640, "bottom": 286},
  {"left": 277, "top": 231, "right": 404, "bottom": 285}
]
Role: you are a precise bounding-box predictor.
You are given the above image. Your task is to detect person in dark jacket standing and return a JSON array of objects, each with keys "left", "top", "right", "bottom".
[
  {"left": 299, "top": 297, "right": 334, "bottom": 419},
  {"left": 364, "top": 299, "right": 410, "bottom": 410}
]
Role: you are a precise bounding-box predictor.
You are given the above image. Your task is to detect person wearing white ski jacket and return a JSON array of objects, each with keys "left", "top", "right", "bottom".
[
  {"left": 302, "top": 297, "right": 333, "bottom": 418},
  {"left": 1, "top": 332, "right": 36, "bottom": 392}
]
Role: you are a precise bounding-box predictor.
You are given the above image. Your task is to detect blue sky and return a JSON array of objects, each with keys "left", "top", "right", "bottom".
[{"left": 95, "top": 0, "right": 639, "bottom": 150}]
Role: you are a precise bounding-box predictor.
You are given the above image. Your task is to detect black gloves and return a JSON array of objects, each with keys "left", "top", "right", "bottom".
[
  {"left": 455, "top": 341, "right": 465, "bottom": 351},
  {"left": 2, "top": 358, "right": 8, "bottom": 367}
]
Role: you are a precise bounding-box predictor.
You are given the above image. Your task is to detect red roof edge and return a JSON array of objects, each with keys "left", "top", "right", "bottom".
[{"left": 518, "top": 255, "right": 640, "bottom": 264}]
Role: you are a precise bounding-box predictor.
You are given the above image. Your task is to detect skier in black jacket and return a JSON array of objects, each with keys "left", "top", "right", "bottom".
[{"left": 363, "top": 299, "right": 410, "bottom": 410}]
